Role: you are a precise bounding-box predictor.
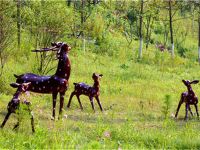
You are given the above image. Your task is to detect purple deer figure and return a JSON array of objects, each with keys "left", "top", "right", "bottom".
[
  {"left": 14, "top": 42, "right": 71, "bottom": 120},
  {"left": 0, "top": 82, "right": 35, "bottom": 132},
  {"left": 175, "top": 80, "right": 199, "bottom": 120},
  {"left": 67, "top": 73, "right": 103, "bottom": 111}
]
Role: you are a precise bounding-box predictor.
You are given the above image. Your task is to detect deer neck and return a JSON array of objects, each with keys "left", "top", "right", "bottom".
[
  {"left": 13, "top": 90, "right": 21, "bottom": 99},
  {"left": 187, "top": 87, "right": 194, "bottom": 95},
  {"left": 55, "top": 53, "right": 71, "bottom": 80},
  {"left": 93, "top": 80, "right": 100, "bottom": 91}
]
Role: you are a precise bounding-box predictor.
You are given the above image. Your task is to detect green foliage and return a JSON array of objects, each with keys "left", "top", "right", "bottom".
[
  {"left": 162, "top": 94, "right": 172, "bottom": 119},
  {"left": 84, "top": 13, "right": 105, "bottom": 40},
  {"left": 94, "top": 33, "right": 119, "bottom": 56}
]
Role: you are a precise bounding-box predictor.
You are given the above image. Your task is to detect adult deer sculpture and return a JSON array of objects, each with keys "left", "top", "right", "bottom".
[{"left": 14, "top": 42, "right": 71, "bottom": 120}]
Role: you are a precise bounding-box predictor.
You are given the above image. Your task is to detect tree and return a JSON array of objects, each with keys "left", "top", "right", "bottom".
[
  {"left": 0, "top": 1, "right": 15, "bottom": 76},
  {"left": 139, "top": 0, "right": 144, "bottom": 59},
  {"left": 21, "top": 1, "right": 71, "bottom": 74},
  {"left": 143, "top": 1, "right": 159, "bottom": 50},
  {"left": 124, "top": 1, "right": 139, "bottom": 46},
  {"left": 168, "top": 0, "right": 174, "bottom": 58},
  {"left": 16, "top": 0, "right": 21, "bottom": 51}
]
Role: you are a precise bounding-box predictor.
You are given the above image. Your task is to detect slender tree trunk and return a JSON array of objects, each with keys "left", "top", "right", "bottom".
[
  {"left": 81, "top": 0, "right": 85, "bottom": 26},
  {"left": 169, "top": 0, "right": 174, "bottom": 58},
  {"left": 146, "top": 15, "right": 152, "bottom": 50},
  {"left": 139, "top": 0, "right": 144, "bottom": 59},
  {"left": 192, "top": 4, "right": 195, "bottom": 36},
  {"left": 17, "top": 0, "right": 21, "bottom": 51},
  {"left": 81, "top": 0, "right": 86, "bottom": 52},
  {"left": 67, "top": 0, "right": 71, "bottom": 7}
]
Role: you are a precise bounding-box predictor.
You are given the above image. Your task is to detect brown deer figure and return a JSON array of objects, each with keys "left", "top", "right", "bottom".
[
  {"left": 14, "top": 42, "right": 71, "bottom": 120},
  {"left": 175, "top": 80, "right": 199, "bottom": 120},
  {"left": 67, "top": 73, "right": 103, "bottom": 111},
  {"left": 0, "top": 82, "right": 35, "bottom": 132}
]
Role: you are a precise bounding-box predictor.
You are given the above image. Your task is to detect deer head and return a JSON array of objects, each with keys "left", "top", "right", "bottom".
[
  {"left": 10, "top": 82, "right": 31, "bottom": 92},
  {"left": 92, "top": 73, "right": 103, "bottom": 82},
  {"left": 182, "top": 80, "right": 199, "bottom": 89},
  {"left": 51, "top": 42, "right": 71, "bottom": 59}
]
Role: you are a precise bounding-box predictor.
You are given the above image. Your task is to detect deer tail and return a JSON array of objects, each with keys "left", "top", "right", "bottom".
[
  {"left": 14, "top": 74, "right": 24, "bottom": 79},
  {"left": 14, "top": 74, "right": 20, "bottom": 78}
]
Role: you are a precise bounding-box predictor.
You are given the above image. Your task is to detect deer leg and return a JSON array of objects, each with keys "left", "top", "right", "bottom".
[
  {"left": 58, "top": 92, "right": 65, "bottom": 119},
  {"left": 89, "top": 97, "right": 95, "bottom": 112},
  {"left": 76, "top": 95, "right": 83, "bottom": 110},
  {"left": 95, "top": 96, "right": 103, "bottom": 111},
  {"left": 1, "top": 112, "right": 11, "bottom": 128},
  {"left": 30, "top": 112, "right": 35, "bottom": 133},
  {"left": 67, "top": 92, "right": 75, "bottom": 108},
  {"left": 185, "top": 103, "right": 189, "bottom": 121},
  {"left": 188, "top": 105, "right": 193, "bottom": 116},
  {"left": 175, "top": 100, "right": 183, "bottom": 118},
  {"left": 52, "top": 92, "right": 58, "bottom": 120},
  {"left": 27, "top": 105, "right": 35, "bottom": 133},
  {"left": 195, "top": 104, "right": 199, "bottom": 118}
]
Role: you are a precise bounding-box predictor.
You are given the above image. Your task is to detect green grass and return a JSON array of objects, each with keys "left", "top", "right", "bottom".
[{"left": 1, "top": 47, "right": 200, "bottom": 149}]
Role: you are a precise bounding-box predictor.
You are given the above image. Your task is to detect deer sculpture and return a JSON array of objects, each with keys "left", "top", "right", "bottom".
[
  {"left": 67, "top": 73, "right": 103, "bottom": 111},
  {"left": 175, "top": 80, "right": 199, "bottom": 120},
  {"left": 14, "top": 42, "right": 71, "bottom": 120},
  {"left": 0, "top": 82, "right": 35, "bottom": 132}
]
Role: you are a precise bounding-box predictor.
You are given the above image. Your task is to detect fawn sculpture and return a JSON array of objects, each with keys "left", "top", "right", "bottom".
[
  {"left": 0, "top": 82, "right": 35, "bottom": 132},
  {"left": 175, "top": 80, "right": 199, "bottom": 120},
  {"left": 67, "top": 73, "right": 103, "bottom": 111},
  {"left": 14, "top": 42, "right": 71, "bottom": 119}
]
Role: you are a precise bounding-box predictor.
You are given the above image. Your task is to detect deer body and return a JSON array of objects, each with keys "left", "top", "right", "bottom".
[
  {"left": 14, "top": 42, "right": 71, "bottom": 119},
  {"left": 175, "top": 80, "right": 199, "bottom": 120},
  {"left": 73, "top": 82, "right": 100, "bottom": 97},
  {"left": 15, "top": 74, "right": 68, "bottom": 94},
  {"left": 67, "top": 73, "right": 103, "bottom": 111},
  {"left": 0, "top": 82, "right": 35, "bottom": 133}
]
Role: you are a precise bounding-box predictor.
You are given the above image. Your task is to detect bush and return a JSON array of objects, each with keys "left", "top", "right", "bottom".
[{"left": 162, "top": 94, "right": 172, "bottom": 119}]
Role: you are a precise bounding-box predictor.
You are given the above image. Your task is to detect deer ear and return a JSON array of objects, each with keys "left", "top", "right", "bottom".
[
  {"left": 99, "top": 74, "right": 103, "bottom": 77},
  {"left": 10, "top": 83, "right": 20, "bottom": 88},
  {"left": 51, "top": 42, "right": 56, "bottom": 46},
  {"left": 23, "top": 82, "right": 31, "bottom": 87},
  {"left": 191, "top": 80, "right": 199, "bottom": 84}
]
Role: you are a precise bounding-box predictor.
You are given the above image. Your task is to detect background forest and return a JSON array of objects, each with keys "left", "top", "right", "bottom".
[{"left": 0, "top": 0, "right": 200, "bottom": 149}]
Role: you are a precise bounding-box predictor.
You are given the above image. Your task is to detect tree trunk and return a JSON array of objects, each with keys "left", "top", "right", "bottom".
[
  {"left": 145, "top": 15, "right": 152, "bottom": 50},
  {"left": 67, "top": 0, "right": 71, "bottom": 7},
  {"left": 139, "top": 0, "right": 144, "bottom": 59},
  {"left": 169, "top": 0, "right": 174, "bottom": 58},
  {"left": 192, "top": 4, "right": 195, "bottom": 36},
  {"left": 81, "top": 0, "right": 85, "bottom": 52},
  {"left": 17, "top": 0, "right": 21, "bottom": 51},
  {"left": 81, "top": 0, "right": 85, "bottom": 25}
]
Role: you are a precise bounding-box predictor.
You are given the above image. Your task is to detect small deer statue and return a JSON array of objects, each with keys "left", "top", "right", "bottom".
[
  {"left": 175, "top": 80, "right": 199, "bottom": 120},
  {"left": 0, "top": 82, "right": 35, "bottom": 132},
  {"left": 67, "top": 73, "right": 103, "bottom": 111}
]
